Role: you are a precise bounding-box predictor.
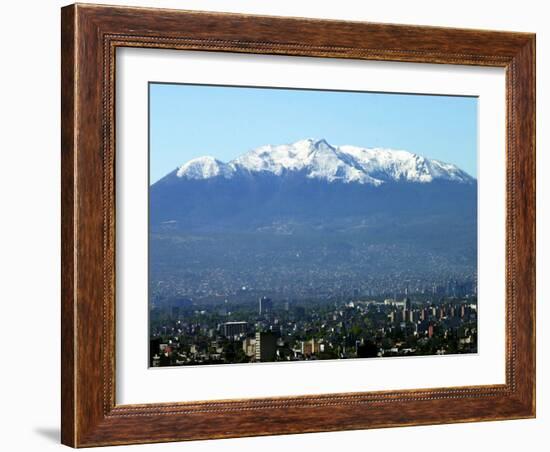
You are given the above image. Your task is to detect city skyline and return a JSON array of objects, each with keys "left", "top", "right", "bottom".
[{"left": 150, "top": 290, "right": 478, "bottom": 367}]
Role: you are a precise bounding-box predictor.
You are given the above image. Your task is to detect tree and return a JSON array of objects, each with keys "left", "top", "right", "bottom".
[{"left": 357, "top": 340, "right": 378, "bottom": 358}]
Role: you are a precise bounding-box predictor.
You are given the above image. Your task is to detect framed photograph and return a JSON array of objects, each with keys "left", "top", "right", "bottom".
[{"left": 61, "top": 3, "right": 535, "bottom": 447}]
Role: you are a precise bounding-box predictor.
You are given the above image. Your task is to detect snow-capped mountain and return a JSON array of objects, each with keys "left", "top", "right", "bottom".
[
  {"left": 173, "top": 138, "right": 474, "bottom": 186},
  {"left": 176, "top": 156, "right": 235, "bottom": 180},
  {"left": 150, "top": 137, "right": 477, "bottom": 238},
  {"left": 150, "top": 139, "right": 477, "bottom": 292}
]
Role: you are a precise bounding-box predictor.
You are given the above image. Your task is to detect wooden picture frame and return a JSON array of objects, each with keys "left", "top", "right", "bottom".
[{"left": 61, "top": 3, "right": 535, "bottom": 447}]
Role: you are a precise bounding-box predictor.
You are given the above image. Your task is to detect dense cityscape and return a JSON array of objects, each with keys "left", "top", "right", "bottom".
[{"left": 149, "top": 282, "right": 477, "bottom": 366}]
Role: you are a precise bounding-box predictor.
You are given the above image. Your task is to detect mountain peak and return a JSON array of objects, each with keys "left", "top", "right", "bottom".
[
  {"left": 171, "top": 139, "right": 474, "bottom": 185},
  {"left": 314, "top": 137, "right": 331, "bottom": 146},
  {"left": 290, "top": 138, "right": 332, "bottom": 150},
  {"left": 176, "top": 156, "right": 235, "bottom": 180}
]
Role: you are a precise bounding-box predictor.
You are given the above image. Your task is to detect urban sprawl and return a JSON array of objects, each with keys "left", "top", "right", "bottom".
[{"left": 150, "top": 285, "right": 477, "bottom": 366}]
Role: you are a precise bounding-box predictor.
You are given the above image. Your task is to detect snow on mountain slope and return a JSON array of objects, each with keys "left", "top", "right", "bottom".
[
  {"left": 173, "top": 138, "right": 474, "bottom": 185},
  {"left": 176, "top": 156, "right": 235, "bottom": 180}
]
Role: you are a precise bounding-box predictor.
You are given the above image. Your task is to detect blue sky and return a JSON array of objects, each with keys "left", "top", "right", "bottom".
[{"left": 149, "top": 83, "right": 477, "bottom": 183}]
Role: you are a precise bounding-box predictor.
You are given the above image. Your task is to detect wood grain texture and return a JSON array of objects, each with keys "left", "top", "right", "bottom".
[
  {"left": 60, "top": 5, "right": 76, "bottom": 447},
  {"left": 60, "top": 3, "right": 536, "bottom": 447}
]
